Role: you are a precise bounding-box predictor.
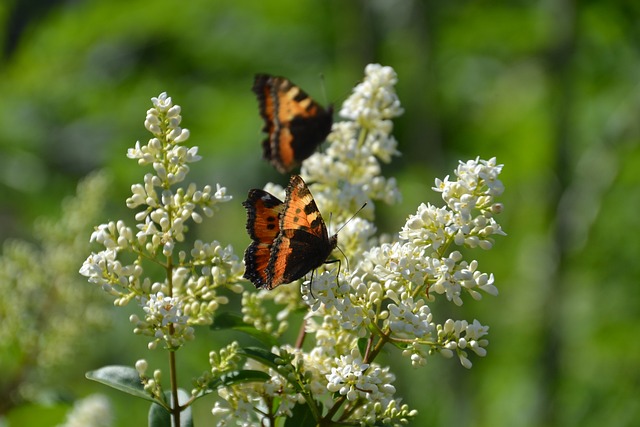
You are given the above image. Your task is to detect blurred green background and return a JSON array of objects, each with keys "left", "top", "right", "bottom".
[{"left": 1, "top": 0, "right": 639, "bottom": 426}]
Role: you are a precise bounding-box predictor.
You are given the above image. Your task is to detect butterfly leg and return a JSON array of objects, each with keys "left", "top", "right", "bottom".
[{"left": 308, "top": 269, "right": 316, "bottom": 299}]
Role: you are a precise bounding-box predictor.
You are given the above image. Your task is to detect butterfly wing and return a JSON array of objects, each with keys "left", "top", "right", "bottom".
[
  {"left": 266, "top": 175, "right": 337, "bottom": 287},
  {"left": 253, "top": 74, "right": 333, "bottom": 173},
  {"left": 242, "top": 189, "right": 285, "bottom": 288},
  {"left": 268, "top": 229, "right": 334, "bottom": 286}
]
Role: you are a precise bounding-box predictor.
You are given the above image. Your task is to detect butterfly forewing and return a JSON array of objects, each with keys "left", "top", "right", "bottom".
[{"left": 279, "top": 175, "right": 327, "bottom": 234}]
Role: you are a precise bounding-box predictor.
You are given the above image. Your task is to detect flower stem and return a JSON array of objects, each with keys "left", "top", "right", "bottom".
[
  {"left": 169, "top": 348, "right": 180, "bottom": 426},
  {"left": 295, "top": 318, "right": 307, "bottom": 349}
]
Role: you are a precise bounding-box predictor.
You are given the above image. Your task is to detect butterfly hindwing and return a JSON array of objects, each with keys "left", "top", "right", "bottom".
[
  {"left": 253, "top": 74, "right": 333, "bottom": 173},
  {"left": 243, "top": 175, "right": 337, "bottom": 290},
  {"left": 269, "top": 228, "right": 332, "bottom": 286}
]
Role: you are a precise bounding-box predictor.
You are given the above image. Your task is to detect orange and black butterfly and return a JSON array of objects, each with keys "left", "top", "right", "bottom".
[
  {"left": 252, "top": 74, "right": 333, "bottom": 174},
  {"left": 243, "top": 175, "right": 337, "bottom": 290}
]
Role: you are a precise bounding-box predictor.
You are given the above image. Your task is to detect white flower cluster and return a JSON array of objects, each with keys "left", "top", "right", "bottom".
[
  {"left": 310, "top": 156, "right": 504, "bottom": 370},
  {"left": 210, "top": 348, "right": 305, "bottom": 425},
  {"left": 211, "top": 390, "right": 259, "bottom": 427},
  {"left": 301, "top": 63, "right": 403, "bottom": 227},
  {"left": 325, "top": 348, "right": 396, "bottom": 402},
  {"left": 57, "top": 394, "right": 112, "bottom": 427},
  {"left": 0, "top": 173, "right": 113, "bottom": 403},
  {"left": 298, "top": 155, "right": 503, "bottom": 384},
  {"left": 129, "top": 94, "right": 193, "bottom": 166},
  {"left": 404, "top": 157, "right": 506, "bottom": 251},
  {"left": 80, "top": 93, "right": 242, "bottom": 350},
  {"left": 437, "top": 319, "right": 490, "bottom": 369},
  {"left": 221, "top": 65, "right": 420, "bottom": 425},
  {"left": 214, "top": 65, "right": 504, "bottom": 426},
  {"left": 130, "top": 292, "right": 194, "bottom": 350},
  {"left": 340, "top": 64, "right": 404, "bottom": 129}
]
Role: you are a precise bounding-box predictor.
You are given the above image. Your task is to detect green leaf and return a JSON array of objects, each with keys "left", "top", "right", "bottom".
[
  {"left": 149, "top": 389, "right": 192, "bottom": 427},
  {"left": 211, "top": 312, "right": 279, "bottom": 347},
  {"left": 285, "top": 403, "right": 317, "bottom": 427},
  {"left": 357, "top": 337, "right": 368, "bottom": 358},
  {"left": 86, "top": 365, "right": 159, "bottom": 404},
  {"left": 237, "top": 347, "right": 307, "bottom": 395},
  {"left": 237, "top": 346, "right": 282, "bottom": 371},
  {"left": 207, "top": 369, "right": 271, "bottom": 391}
]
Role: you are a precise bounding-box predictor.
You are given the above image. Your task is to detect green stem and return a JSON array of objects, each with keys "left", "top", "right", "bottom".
[
  {"left": 366, "top": 326, "right": 391, "bottom": 363},
  {"left": 165, "top": 253, "right": 181, "bottom": 425},
  {"left": 169, "top": 348, "right": 180, "bottom": 426}
]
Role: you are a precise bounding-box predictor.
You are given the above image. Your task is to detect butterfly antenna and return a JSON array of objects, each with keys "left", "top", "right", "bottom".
[
  {"left": 328, "top": 211, "right": 334, "bottom": 234},
  {"left": 319, "top": 203, "right": 368, "bottom": 293},
  {"left": 330, "top": 202, "right": 367, "bottom": 279},
  {"left": 334, "top": 202, "right": 368, "bottom": 235}
]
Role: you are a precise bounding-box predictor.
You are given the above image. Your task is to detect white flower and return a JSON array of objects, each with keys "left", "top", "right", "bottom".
[
  {"left": 427, "top": 251, "right": 498, "bottom": 305},
  {"left": 325, "top": 349, "right": 396, "bottom": 403},
  {"left": 213, "top": 183, "right": 232, "bottom": 203},
  {"left": 136, "top": 292, "right": 194, "bottom": 349},
  {"left": 325, "top": 349, "right": 370, "bottom": 400},
  {"left": 151, "top": 92, "right": 172, "bottom": 111},
  {"left": 79, "top": 249, "right": 116, "bottom": 286},
  {"left": 135, "top": 359, "right": 148, "bottom": 376},
  {"left": 141, "top": 292, "right": 187, "bottom": 325},
  {"left": 387, "top": 295, "right": 433, "bottom": 338}
]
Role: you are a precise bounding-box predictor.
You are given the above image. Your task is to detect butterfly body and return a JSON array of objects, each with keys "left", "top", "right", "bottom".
[
  {"left": 243, "top": 175, "right": 337, "bottom": 290},
  {"left": 253, "top": 74, "right": 333, "bottom": 173}
]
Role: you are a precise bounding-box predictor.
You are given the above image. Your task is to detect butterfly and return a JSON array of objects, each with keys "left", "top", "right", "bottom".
[
  {"left": 252, "top": 74, "right": 333, "bottom": 173},
  {"left": 243, "top": 175, "right": 338, "bottom": 290}
]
